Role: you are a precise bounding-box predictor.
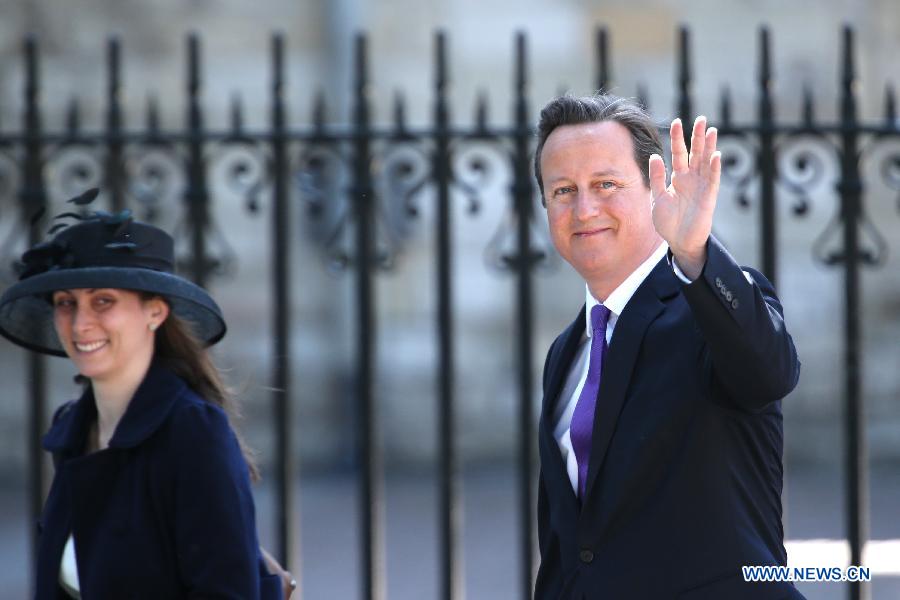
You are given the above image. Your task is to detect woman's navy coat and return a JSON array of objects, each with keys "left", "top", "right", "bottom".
[{"left": 35, "top": 362, "right": 281, "bottom": 599}]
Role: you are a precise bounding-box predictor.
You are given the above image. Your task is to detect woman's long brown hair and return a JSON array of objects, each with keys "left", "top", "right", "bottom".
[{"left": 152, "top": 305, "right": 260, "bottom": 482}]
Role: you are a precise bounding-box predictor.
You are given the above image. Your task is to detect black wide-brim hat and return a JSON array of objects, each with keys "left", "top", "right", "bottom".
[{"left": 0, "top": 194, "right": 226, "bottom": 357}]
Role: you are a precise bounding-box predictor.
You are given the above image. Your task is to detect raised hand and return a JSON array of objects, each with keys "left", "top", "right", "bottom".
[{"left": 648, "top": 116, "right": 721, "bottom": 280}]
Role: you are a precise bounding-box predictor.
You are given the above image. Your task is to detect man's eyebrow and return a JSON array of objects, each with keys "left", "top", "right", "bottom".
[
  {"left": 546, "top": 169, "right": 626, "bottom": 184},
  {"left": 590, "top": 169, "right": 624, "bottom": 177}
]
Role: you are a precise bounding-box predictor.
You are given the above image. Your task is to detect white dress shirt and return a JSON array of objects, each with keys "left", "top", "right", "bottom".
[
  {"left": 551, "top": 242, "right": 670, "bottom": 494},
  {"left": 550, "top": 243, "right": 755, "bottom": 494},
  {"left": 60, "top": 533, "right": 81, "bottom": 598}
]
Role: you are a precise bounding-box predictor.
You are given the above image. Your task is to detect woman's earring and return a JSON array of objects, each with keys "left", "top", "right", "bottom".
[{"left": 149, "top": 322, "right": 159, "bottom": 332}]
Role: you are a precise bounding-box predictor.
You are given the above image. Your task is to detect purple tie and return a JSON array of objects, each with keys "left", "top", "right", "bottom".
[{"left": 570, "top": 304, "right": 611, "bottom": 499}]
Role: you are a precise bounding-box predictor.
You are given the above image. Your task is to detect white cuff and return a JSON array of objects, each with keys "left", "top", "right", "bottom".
[{"left": 671, "top": 257, "right": 695, "bottom": 284}]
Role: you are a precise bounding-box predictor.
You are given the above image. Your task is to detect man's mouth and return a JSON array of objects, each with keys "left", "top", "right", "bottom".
[{"left": 574, "top": 227, "right": 611, "bottom": 237}]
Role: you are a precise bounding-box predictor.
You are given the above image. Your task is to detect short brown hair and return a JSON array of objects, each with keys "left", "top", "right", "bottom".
[{"left": 534, "top": 93, "right": 663, "bottom": 205}]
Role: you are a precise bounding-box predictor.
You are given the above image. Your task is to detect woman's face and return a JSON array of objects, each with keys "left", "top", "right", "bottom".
[{"left": 52, "top": 288, "right": 168, "bottom": 383}]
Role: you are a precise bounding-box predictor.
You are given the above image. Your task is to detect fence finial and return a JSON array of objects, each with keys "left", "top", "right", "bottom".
[
  {"left": 803, "top": 85, "right": 815, "bottom": 128},
  {"left": 884, "top": 83, "right": 896, "bottom": 126},
  {"left": 719, "top": 85, "right": 731, "bottom": 128},
  {"left": 187, "top": 33, "right": 201, "bottom": 96},
  {"left": 145, "top": 94, "right": 160, "bottom": 135},
  {"left": 595, "top": 27, "right": 610, "bottom": 93},
  {"left": 107, "top": 37, "right": 121, "bottom": 101},
  {"left": 66, "top": 97, "right": 80, "bottom": 136},
  {"left": 393, "top": 90, "right": 407, "bottom": 135},
  {"left": 230, "top": 92, "right": 244, "bottom": 136},
  {"left": 313, "top": 89, "right": 326, "bottom": 133},
  {"left": 435, "top": 30, "right": 448, "bottom": 92},
  {"left": 759, "top": 26, "right": 772, "bottom": 91},
  {"left": 475, "top": 90, "right": 489, "bottom": 134},
  {"left": 677, "top": 26, "right": 692, "bottom": 142},
  {"left": 636, "top": 83, "right": 650, "bottom": 112}
]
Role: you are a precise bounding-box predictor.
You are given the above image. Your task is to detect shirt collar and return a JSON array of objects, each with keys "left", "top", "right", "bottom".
[{"left": 584, "top": 241, "right": 668, "bottom": 338}]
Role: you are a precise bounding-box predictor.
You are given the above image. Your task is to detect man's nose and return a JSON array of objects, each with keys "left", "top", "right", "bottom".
[{"left": 573, "top": 190, "right": 601, "bottom": 220}]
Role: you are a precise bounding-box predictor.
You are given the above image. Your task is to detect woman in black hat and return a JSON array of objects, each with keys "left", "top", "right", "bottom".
[{"left": 0, "top": 190, "right": 293, "bottom": 599}]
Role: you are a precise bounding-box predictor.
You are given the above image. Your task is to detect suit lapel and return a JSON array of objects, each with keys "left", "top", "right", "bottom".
[
  {"left": 539, "top": 308, "right": 585, "bottom": 506},
  {"left": 582, "top": 258, "right": 679, "bottom": 504},
  {"left": 542, "top": 308, "right": 585, "bottom": 419}
]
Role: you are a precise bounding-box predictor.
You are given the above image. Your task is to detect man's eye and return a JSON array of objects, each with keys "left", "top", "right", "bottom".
[
  {"left": 554, "top": 186, "right": 574, "bottom": 196},
  {"left": 54, "top": 299, "right": 73, "bottom": 308},
  {"left": 599, "top": 181, "right": 616, "bottom": 189}
]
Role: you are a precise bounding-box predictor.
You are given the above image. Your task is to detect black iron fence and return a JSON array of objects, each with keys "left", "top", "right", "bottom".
[{"left": 1, "top": 24, "right": 898, "bottom": 600}]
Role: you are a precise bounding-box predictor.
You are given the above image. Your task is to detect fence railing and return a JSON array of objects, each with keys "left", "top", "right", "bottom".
[{"left": 1, "top": 24, "right": 898, "bottom": 600}]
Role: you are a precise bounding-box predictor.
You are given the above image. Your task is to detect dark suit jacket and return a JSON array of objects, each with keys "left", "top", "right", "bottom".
[
  {"left": 535, "top": 237, "right": 804, "bottom": 600},
  {"left": 36, "top": 362, "right": 281, "bottom": 599}
]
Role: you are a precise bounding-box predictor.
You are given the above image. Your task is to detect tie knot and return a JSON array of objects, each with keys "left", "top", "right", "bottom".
[{"left": 590, "top": 304, "right": 611, "bottom": 334}]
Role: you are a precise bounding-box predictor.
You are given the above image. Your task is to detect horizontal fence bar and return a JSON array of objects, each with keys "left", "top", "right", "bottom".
[{"left": 2, "top": 122, "right": 897, "bottom": 147}]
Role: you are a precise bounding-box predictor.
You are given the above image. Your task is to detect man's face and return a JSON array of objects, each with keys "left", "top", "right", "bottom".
[{"left": 540, "top": 121, "right": 661, "bottom": 293}]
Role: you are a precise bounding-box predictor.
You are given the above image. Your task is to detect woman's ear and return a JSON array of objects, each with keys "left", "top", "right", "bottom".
[{"left": 144, "top": 296, "right": 171, "bottom": 330}]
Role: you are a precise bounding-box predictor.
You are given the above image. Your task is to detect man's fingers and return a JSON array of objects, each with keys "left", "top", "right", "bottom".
[
  {"left": 689, "top": 116, "right": 706, "bottom": 170},
  {"left": 709, "top": 150, "right": 722, "bottom": 187},
  {"left": 702, "top": 127, "right": 718, "bottom": 176},
  {"left": 670, "top": 118, "right": 688, "bottom": 173},
  {"left": 649, "top": 154, "right": 667, "bottom": 199}
]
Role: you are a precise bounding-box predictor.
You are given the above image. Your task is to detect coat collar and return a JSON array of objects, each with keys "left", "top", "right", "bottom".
[{"left": 42, "top": 361, "right": 187, "bottom": 456}]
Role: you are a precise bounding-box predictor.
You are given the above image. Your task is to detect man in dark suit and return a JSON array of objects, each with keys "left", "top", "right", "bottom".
[{"left": 534, "top": 94, "right": 804, "bottom": 599}]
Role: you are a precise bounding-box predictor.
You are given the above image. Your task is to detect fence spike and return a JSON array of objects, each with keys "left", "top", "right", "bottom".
[
  {"left": 595, "top": 26, "right": 609, "bottom": 93},
  {"left": 838, "top": 26, "right": 858, "bottom": 138},
  {"left": 185, "top": 32, "right": 204, "bottom": 143},
  {"left": 677, "top": 26, "right": 692, "bottom": 133},
  {"left": 66, "top": 96, "right": 80, "bottom": 136},
  {"left": 435, "top": 30, "right": 447, "bottom": 93},
  {"left": 884, "top": 83, "right": 896, "bottom": 126},
  {"left": 636, "top": 83, "right": 650, "bottom": 111},
  {"left": 476, "top": 90, "right": 489, "bottom": 133},
  {"left": 759, "top": 26, "right": 772, "bottom": 91},
  {"left": 393, "top": 90, "right": 407, "bottom": 134},
  {"left": 188, "top": 33, "right": 200, "bottom": 99},
  {"left": 803, "top": 84, "right": 815, "bottom": 127},
  {"left": 24, "top": 35, "right": 38, "bottom": 110},
  {"left": 312, "top": 89, "right": 326, "bottom": 133},
  {"left": 108, "top": 37, "right": 121, "bottom": 107},
  {"left": 272, "top": 33, "right": 285, "bottom": 98},
  {"left": 355, "top": 32, "right": 369, "bottom": 103},
  {"left": 230, "top": 92, "right": 244, "bottom": 136},
  {"left": 515, "top": 31, "right": 527, "bottom": 100},
  {"left": 841, "top": 25, "right": 855, "bottom": 94},
  {"left": 435, "top": 30, "right": 450, "bottom": 135},
  {"left": 758, "top": 27, "right": 775, "bottom": 137},
  {"left": 720, "top": 85, "right": 732, "bottom": 128},
  {"left": 271, "top": 33, "right": 286, "bottom": 142},
  {"left": 146, "top": 94, "right": 160, "bottom": 134},
  {"left": 106, "top": 35, "right": 126, "bottom": 211}
]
